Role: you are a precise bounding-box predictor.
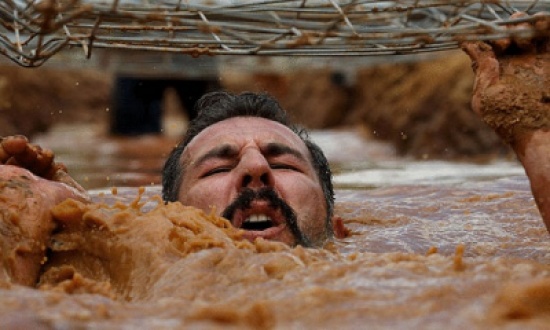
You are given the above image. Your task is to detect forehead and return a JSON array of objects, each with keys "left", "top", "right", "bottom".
[{"left": 183, "top": 117, "right": 309, "bottom": 159}]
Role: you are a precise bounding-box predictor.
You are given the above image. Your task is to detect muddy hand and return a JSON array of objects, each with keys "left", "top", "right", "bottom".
[
  {"left": 0, "top": 135, "right": 87, "bottom": 196},
  {"left": 461, "top": 12, "right": 550, "bottom": 146},
  {"left": 0, "top": 135, "right": 66, "bottom": 179}
]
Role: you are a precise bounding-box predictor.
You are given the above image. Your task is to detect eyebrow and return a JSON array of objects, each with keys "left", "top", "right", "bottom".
[
  {"left": 192, "top": 144, "right": 239, "bottom": 168},
  {"left": 262, "top": 142, "right": 307, "bottom": 162},
  {"left": 190, "top": 142, "right": 308, "bottom": 169}
]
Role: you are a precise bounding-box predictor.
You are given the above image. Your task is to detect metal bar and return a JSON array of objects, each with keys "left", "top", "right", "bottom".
[{"left": 0, "top": 0, "right": 547, "bottom": 67}]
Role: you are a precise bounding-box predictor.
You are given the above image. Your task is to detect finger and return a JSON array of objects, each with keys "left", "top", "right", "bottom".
[
  {"left": 492, "top": 38, "right": 512, "bottom": 53},
  {"left": 461, "top": 41, "right": 485, "bottom": 67},
  {"left": 533, "top": 12, "right": 550, "bottom": 33},
  {"left": 461, "top": 41, "right": 500, "bottom": 115},
  {"left": 33, "top": 147, "right": 55, "bottom": 177},
  {"left": 5, "top": 157, "right": 20, "bottom": 167},
  {"left": 11, "top": 143, "right": 42, "bottom": 171},
  {"left": 485, "top": 12, "right": 536, "bottom": 54},
  {"left": 507, "top": 12, "right": 538, "bottom": 51},
  {"left": 52, "top": 169, "right": 87, "bottom": 195},
  {"left": 1, "top": 135, "right": 29, "bottom": 156},
  {"left": 461, "top": 41, "right": 500, "bottom": 80},
  {"left": 0, "top": 140, "right": 8, "bottom": 163},
  {"left": 534, "top": 13, "right": 550, "bottom": 51},
  {"left": 43, "top": 162, "right": 68, "bottom": 181},
  {"left": 512, "top": 22, "right": 536, "bottom": 51}
]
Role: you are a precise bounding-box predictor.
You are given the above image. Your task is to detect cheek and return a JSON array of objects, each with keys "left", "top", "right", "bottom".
[
  {"left": 277, "top": 176, "right": 326, "bottom": 214},
  {"left": 280, "top": 179, "right": 328, "bottom": 244},
  {"left": 179, "top": 178, "right": 234, "bottom": 212}
]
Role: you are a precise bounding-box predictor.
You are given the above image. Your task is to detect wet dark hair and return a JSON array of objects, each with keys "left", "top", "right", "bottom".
[{"left": 162, "top": 91, "right": 334, "bottom": 235}]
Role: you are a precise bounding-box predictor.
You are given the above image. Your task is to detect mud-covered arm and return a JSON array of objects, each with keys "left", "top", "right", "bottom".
[{"left": 462, "top": 12, "right": 550, "bottom": 232}]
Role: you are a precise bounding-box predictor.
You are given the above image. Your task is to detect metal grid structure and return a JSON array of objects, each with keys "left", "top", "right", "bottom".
[{"left": 1, "top": 0, "right": 549, "bottom": 67}]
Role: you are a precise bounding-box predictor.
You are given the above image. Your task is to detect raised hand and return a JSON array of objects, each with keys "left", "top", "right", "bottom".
[
  {"left": 1, "top": 135, "right": 63, "bottom": 178},
  {"left": 0, "top": 135, "right": 86, "bottom": 195},
  {"left": 461, "top": 12, "right": 549, "bottom": 147}
]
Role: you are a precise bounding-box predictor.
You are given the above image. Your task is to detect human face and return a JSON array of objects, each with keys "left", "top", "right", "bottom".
[{"left": 178, "top": 117, "right": 329, "bottom": 246}]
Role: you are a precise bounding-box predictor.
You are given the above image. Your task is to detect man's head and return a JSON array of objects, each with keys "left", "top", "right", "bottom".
[{"left": 162, "top": 91, "right": 335, "bottom": 246}]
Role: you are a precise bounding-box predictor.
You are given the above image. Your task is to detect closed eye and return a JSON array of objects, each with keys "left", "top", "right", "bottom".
[
  {"left": 270, "top": 163, "right": 301, "bottom": 171},
  {"left": 202, "top": 167, "right": 231, "bottom": 177}
]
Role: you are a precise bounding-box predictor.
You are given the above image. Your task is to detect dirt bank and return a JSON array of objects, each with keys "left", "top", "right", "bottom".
[
  {"left": 0, "top": 53, "right": 509, "bottom": 159},
  {"left": 221, "top": 52, "right": 510, "bottom": 159},
  {"left": 348, "top": 52, "right": 510, "bottom": 159},
  {"left": 0, "top": 64, "right": 112, "bottom": 137},
  {"left": 222, "top": 68, "right": 352, "bottom": 129}
]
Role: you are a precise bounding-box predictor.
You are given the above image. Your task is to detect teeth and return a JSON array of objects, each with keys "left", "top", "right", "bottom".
[{"left": 245, "top": 214, "right": 271, "bottom": 223}]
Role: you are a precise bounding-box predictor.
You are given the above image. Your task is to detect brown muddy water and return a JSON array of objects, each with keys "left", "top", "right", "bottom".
[{"left": 2, "top": 122, "right": 549, "bottom": 329}]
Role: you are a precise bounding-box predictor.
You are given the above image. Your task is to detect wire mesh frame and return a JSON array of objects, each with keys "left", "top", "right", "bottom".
[{"left": 0, "top": 0, "right": 549, "bottom": 67}]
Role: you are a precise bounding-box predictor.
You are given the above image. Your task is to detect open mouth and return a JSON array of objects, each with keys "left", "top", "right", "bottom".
[
  {"left": 221, "top": 188, "right": 300, "bottom": 243},
  {"left": 241, "top": 214, "right": 276, "bottom": 231},
  {"left": 232, "top": 204, "right": 284, "bottom": 231},
  {"left": 232, "top": 207, "right": 289, "bottom": 242}
]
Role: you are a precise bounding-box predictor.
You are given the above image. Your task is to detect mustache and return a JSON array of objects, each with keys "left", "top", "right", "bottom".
[{"left": 221, "top": 187, "right": 310, "bottom": 246}]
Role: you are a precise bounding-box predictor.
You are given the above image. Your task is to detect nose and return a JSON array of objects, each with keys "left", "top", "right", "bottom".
[{"left": 237, "top": 149, "right": 274, "bottom": 190}]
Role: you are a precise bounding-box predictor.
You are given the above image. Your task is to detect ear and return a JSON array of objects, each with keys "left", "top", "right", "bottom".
[{"left": 331, "top": 216, "right": 350, "bottom": 239}]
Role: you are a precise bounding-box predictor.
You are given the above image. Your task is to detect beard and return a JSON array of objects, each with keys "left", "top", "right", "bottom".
[{"left": 221, "top": 187, "right": 311, "bottom": 246}]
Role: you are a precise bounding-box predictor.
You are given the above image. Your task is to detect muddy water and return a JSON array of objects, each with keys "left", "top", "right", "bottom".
[{"left": 2, "top": 123, "right": 550, "bottom": 328}]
